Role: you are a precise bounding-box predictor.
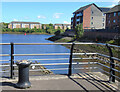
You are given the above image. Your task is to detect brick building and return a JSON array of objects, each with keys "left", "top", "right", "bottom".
[
  {"left": 54, "top": 24, "right": 71, "bottom": 30},
  {"left": 71, "top": 3, "right": 110, "bottom": 30},
  {"left": 8, "top": 21, "right": 41, "bottom": 29},
  {"left": 106, "top": 4, "right": 120, "bottom": 29}
]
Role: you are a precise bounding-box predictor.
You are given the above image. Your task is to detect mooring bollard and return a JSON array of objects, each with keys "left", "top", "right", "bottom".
[{"left": 16, "top": 60, "right": 32, "bottom": 89}]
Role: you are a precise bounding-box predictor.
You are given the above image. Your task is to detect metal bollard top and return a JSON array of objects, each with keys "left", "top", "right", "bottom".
[{"left": 16, "top": 60, "right": 32, "bottom": 66}]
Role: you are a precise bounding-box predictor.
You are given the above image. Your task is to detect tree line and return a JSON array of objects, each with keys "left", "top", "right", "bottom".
[{"left": 1, "top": 23, "right": 66, "bottom": 35}]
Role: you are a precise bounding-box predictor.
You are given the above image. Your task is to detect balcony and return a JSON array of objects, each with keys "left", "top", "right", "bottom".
[
  {"left": 76, "top": 19, "right": 80, "bottom": 22},
  {"left": 76, "top": 13, "right": 83, "bottom": 17}
]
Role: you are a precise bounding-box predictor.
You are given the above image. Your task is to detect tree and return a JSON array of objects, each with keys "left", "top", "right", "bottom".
[
  {"left": 54, "top": 30, "right": 61, "bottom": 36},
  {"left": 49, "top": 23, "right": 53, "bottom": 27},
  {"left": 42, "top": 24, "right": 45, "bottom": 29},
  {"left": 74, "top": 24, "right": 84, "bottom": 40}
]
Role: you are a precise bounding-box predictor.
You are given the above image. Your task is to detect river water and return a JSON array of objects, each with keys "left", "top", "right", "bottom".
[
  {"left": 1, "top": 34, "right": 98, "bottom": 75},
  {"left": 2, "top": 34, "right": 71, "bottom": 74}
]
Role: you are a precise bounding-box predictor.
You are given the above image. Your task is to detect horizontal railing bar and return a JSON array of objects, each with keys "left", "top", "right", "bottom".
[
  {"left": 30, "top": 68, "right": 68, "bottom": 71},
  {"left": 97, "top": 62, "right": 120, "bottom": 73},
  {"left": 13, "top": 68, "right": 69, "bottom": 72},
  {"left": 73, "top": 53, "right": 98, "bottom": 55},
  {"left": 73, "top": 57, "right": 97, "bottom": 60},
  {"left": 0, "top": 43, "right": 11, "bottom": 45},
  {"left": 107, "top": 44, "right": 120, "bottom": 48},
  {"left": 1, "top": 42, "right": 99, "bottom": 45},
  {"left": 110, "top": 73, "right": 120, "bottom": 80},
  {"left": 98, "top": 68, "right": 111, "bottom": 75},
  {"left": 13, "top": 43, "right": 73, "bottom": 45},
  {"left": 1, "top": 42, "right": 120, "bottom": 48},
  {"left": 28, "top": 58, "right": 69, "bottom": 61},
  {"left": 98, "top": 53, "right": 120, "bottom": 62},
  {"left": 95, "top": 67, "right": 120, "bottom": 80},
  {"left": 26, "top": 67, "right": 98, "bottom": 72},
  {"left": 0, "top": 65, "right": 10, "bottom": 67},
  {"left": 13, "top": 53, "right": 98, "bottom": 56},
  {"left": 13, "top": 53, "right": 70, "bottom": 56},
  {"left": 0, "top": 62, "right": 98, "bottom": 67},
  {"left": 111, "top": 67, "right": 120, "bottom": 73},
  {"left": 0, "top": 71, "right": 10, "bottom": 72},
  {"left": 97, "top": 58, "right": 110, "bottom": 63},
  {"left": 13, "top": 67, "right": 98, "bottom": 72},
  {"left": 97, "top": 58, "right": 120, "bottom": 67},
  {"left": 30, "top": 62, "right": 97, "bottom": 66},
  {"left": 97, "top": 62, "right": 111, "bottom": 69},
  {"left": 73, "top": 67, "right": 98, "bottom": 70},
  {"left": 26, "top": 57, "right": 97, "bottom": 61},
  {"left": 0, "top": 54, "right": 10, "bottom": 56},
  {"left": 0, "top": 60, "right": 10, "bottom": 61}
]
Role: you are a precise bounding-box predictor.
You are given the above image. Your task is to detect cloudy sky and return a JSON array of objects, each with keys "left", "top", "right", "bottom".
[{"left": 1, "top": 1, "right": 119, "bottom": 24}]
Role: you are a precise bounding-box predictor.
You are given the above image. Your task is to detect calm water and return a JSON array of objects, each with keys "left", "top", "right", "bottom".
[
  {"left": 2, "top": 34, "right": 71, "bottom": 74},
  {"left": 1, "top": 34, "right": 98, "bottom": 74}
]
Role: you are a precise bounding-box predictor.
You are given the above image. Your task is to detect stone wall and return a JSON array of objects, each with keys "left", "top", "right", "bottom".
[{"left": 83, "top": 31, "right": 119, "bottom": 40}]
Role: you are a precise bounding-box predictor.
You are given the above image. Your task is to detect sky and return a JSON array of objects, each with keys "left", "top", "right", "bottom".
[{"left": 1, "top": 1, "right": 119, "bottom": 24}]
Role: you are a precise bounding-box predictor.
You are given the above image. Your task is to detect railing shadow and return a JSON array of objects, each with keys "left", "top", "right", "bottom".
[
  {"left": 80, "top": 73, "right": 118, "bottom": 91},
  {"left": 1, "top": 82, "right": 16, "bottom": 87},
  {"left": 68, "top": 76, "right": 89, "bottom": 91},
  {"left": 68, "top": 73, "right": 117, "bottom": 91}
]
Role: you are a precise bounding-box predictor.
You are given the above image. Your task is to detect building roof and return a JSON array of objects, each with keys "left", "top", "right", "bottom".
[
  {"left": 54, "top": 24, "right": 71, "bottom": 26},
  {"left": 74, "top": 3, "right": 93, "bottom": 13},
  {"left": 10, "top": 21, "right": 40, "bottom": 24},
  {"left": 100, "top": 7, "right": 110, "bottom": 13},
  {"left": 73, "top": 3, "right": 102, "bottom": 13},
  {"left": 106, "top": 5, "right": 120, "bottom": 13}
]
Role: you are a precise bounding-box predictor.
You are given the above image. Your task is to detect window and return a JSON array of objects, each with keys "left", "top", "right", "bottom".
[
  {"left": 103, "top": 13, "right": 105, "bottom": 16},
  {"left": 103, "top": 18, "right": 105, "bottom": 22},
  {"left": 91, "top": 17, "right": 93, "bottom": 20},
  {"left": 103, "top": 23, "right": 104, "bottom": 27},
  {"left": 118, "top": 12, "right": 120, "bottom": 16},
  {"left": 77, "top": 18, "right": 80, "bottom": 21},
  {"left": 91, "top": 11, "right": 94, "bottom": 14},
  {"left": 114, "top": 13, "right": 116, "bottom": 16},
  {"left": 108, "top": 14, "right": 110, "bottom": 18},
  {"left": 91, "top": 22, "right": 93, "bottom": 25},
  {"left": 73, "top": 13, "right": 75, "bottom": 17},
  {"left": 113, "top": 20, "right": 116, "bottom": 23},
  {"left": 108, "top": 20, "right": 110, "bottom": 24}
]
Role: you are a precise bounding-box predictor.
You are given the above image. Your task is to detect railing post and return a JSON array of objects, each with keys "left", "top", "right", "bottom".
[
  {"left": 106, "top": 44, "right": 115, "bottom": 82},
  {"left": 10, "top": 42, "right": 14, "bottom": 79},
  {"left": 68, "top": 43, "right": 75, "bottom": 76}
]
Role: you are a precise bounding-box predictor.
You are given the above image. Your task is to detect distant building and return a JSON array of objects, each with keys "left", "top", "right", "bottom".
[
  {"left": 71, "top": 3, "right": 110, "bottom": 30},
  {"left": 106, "top": 4, "right": 120, "bottom": 29},
  {"left": 54, "top": 24, "right": 71, "bottom": 30},
  {"left": 8, "top": 21, "right": 42, "bottom": 29}
]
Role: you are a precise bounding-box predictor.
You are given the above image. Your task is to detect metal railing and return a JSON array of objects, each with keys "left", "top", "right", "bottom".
[{"left": 0, "top": 42, "right": 120, "bottom": 82}]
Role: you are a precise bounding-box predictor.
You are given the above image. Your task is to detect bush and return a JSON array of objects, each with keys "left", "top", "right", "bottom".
[
  {"left": 54, "top": 30, "right": 61, "bottom": 36},
  {"left": 74, "top": 24, "right": 84, "bottom": 40}
]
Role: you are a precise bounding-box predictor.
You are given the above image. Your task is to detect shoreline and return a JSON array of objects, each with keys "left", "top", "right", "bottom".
[
  {"left": 1, "top": 32, "right": 53, "bottom": 35},
  {"left": 47, "top": 35, "right": 120, "bottom": 81}
]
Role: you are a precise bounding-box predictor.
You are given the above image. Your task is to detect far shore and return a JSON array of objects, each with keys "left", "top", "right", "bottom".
[{"left": 1, "top": 32, "right": 53, "bottom": 35}]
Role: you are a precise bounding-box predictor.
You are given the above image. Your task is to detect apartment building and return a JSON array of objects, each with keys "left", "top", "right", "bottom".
[
  {"left": 106, "top": 4, "right": 120, "bottom": 29},
  {"left": 71, "top": 3, "right": 110, "bottom": 30},
  {"left": 8, "top": 21, "right": 41, "bottom": 29},
  {"left": 54, "top": 24, "right": 71, "bottom": 30}
]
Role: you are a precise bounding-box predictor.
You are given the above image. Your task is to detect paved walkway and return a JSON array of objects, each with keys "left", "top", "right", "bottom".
[{"left": 0, "top": 72, "right": 119, "bottom": 91}]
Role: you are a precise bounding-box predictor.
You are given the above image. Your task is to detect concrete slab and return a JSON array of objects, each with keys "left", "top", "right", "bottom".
[{"left": 0, "top": 72, "right": 119, "bottom": 91}]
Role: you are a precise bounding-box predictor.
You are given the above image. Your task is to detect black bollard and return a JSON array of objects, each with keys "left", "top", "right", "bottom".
[{"left": 16, "top": 60, "right": 32, "bottom": 89}]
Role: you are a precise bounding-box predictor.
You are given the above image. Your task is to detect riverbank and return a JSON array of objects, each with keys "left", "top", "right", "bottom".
[
  {"left": 47, "top": 35, "right": 120, "bottom": 81},
  {"left": 47, "top": 35, "right": 119, "bottom": 58},
  {"left": 2, "top": 32, "right": 53, "bottom": 35}
]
